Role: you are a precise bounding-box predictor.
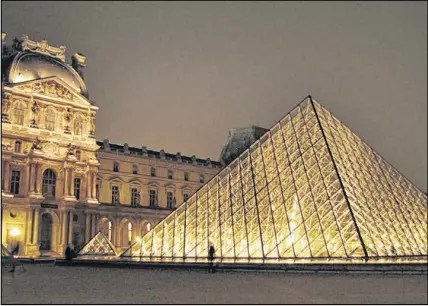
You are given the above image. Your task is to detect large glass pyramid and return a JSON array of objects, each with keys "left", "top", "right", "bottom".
[
  {"left": 78, "top": 231, "right": 118, "bottom": 257},
  {"left": 122, "top": 97, "right": 427, "bottom": 263}
]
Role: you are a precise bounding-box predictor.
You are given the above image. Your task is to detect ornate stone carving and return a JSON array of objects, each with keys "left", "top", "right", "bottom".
[
  {"left": 43, "top": 141, "right": 60, "bottom": 157},
  {"left": 1, "top": 98, "right": 11, "bottom": 122},
  {"left": 31, "top": 137, "right": 42, "bottom": 151},
  {"left": 19, "top": 80, "right": 77, "bottom": 102},
  {"left": 20, "top": 35, "right": 66, "bottom": 62}
]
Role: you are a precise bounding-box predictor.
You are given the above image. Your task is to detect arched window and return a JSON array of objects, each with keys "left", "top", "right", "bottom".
[
  {"left": 184, "top": 172, "right": 189, "bottom": 181},
  {"left": 42, "top": 169, "right": 56, "bottom": 198},
  {"left": 150, "top": 167, "right": 156, "bottom": 177},
  {"left": 199, "top": 174, "right": 204, "bottom": 183},
  {"left": 13, "top": 102, "right": 25, "bottom": 125},
  {"left": 108, "top": 221, "right": 112, "bottom": 241},
  {"left": 132, "top": 164, "right": 138, "bottom": 174},
  {"left": 168, "top": 169, "right": 173, "bottom": 179},
  {"left": 113, "top": 162, "right": 119, "bottom": 172},
  {"left": 74, "top": 119, "right": 83, "bottom": 136},
  {"left": 146, "top": 223, "right": 151, "bottom": 232},
  {"left": 45, "top": 108, "right": 56, "bottom": 131},
  {"left": 14, "top": 141, "right": 21, "bottom": 153},
  {"left": 127, "top": 222, "right": 132, "bottom": 246}
]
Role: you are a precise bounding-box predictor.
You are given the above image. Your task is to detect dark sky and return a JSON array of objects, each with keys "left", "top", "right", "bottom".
[{"left": 2, "top": 2, "right": 427, "bottom": 191}]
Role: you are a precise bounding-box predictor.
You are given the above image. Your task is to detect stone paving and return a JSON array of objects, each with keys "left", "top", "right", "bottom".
[{"left": 1, "top": 264, "right": 427, "bottom": 304}]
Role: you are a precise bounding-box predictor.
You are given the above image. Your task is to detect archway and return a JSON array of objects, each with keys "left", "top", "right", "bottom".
[
  {"left": 98, "top": 217, "right": 114, "bottom": 243},
  {"left": 119, "top": 219, "right": 134, "bottom": 248},
  {"left": 140, "top": 220, "right": 153, "bottom": 238},
  {"left": 40, "top": 213, "right": 53, "bottom": 250}
]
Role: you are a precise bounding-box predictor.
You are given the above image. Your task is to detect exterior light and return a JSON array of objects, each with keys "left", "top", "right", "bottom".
[{"left": 10, "top": 227, "right": 20, "bottom": 237}]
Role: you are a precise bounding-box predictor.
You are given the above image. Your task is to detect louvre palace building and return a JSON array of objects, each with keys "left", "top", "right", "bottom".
[
  {"left": 2, "top": 34, "right": 427, "bottom": 262},
  {"left": 1, "top": 34, "right": 225, "bottom": 257}
]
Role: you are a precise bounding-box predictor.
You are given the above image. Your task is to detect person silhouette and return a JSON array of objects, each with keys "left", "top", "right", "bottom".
[{"left": 208, "top": 245, "right": 216, "bottom": 273}]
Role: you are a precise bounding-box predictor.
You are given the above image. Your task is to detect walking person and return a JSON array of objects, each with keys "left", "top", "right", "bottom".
[
  {"left": 9, "top": 243, "right": 26, "bottom": 273},
  {"left": 208, "top": 245, "right": 216, "bottom": 273}
]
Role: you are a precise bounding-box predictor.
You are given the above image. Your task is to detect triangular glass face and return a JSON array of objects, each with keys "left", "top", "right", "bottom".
[
  {"left": 78, "top": 231, "right": 117, "bottom": 256},
  {"left": 121, "top": 97, "right": 427, "bottom": 263},
  {"left": 2, "top": 244, "right": 11, "bottom": 257}
]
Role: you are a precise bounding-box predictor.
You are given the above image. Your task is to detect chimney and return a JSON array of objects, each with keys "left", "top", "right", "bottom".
[
  {"left": 123, "top": 143, "right": 129, "bottom": 154},
  {"left": 103, "top": 139, "right": 110, "bottom": 152},
  {"left": 160, "top": 149, "right": 166, "bottom": 160},
  {"left": 176, "top": 152, "right": 182, "bottom": 163},
  {"left": 141, "top": 146, "right": 148, "bottom": 156},
  {"left": 71, "top": 53, "right": 86, "bottom": 80}
]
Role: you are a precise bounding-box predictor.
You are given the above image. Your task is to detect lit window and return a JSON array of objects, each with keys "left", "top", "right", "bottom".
[
  {"left": 199, "top": 174, "right": 204, "bottom": 183},
  {"left": 146, "top": 223, "right": 151, "bottom": 232},
  {"left": 74, "top": 178, "right": 81, "bottom": 200},
  {"left": 184, "top": 172, "right": 189, "bottom": 181},
  {"left": 45, "top": 108, "right": 56, "bottom": 131},
  {"left": 112, "top": 186, "right": 120, "bottom": 204},
  {"left": 10, "top": 170, "right": 20, "bottom": 195},
  {"left": 151, "top": 167, "right": 156, "bottom": 177},
  {"left": 13, "top": 102, "right": 25, "bottom": 125},
  {"left": 149, "top": 189, "right": 157, "bottom": 207},
  {"left": 128, "top": 222, "right": 132, "bottom": 246},
  {"left": 108, "top": 221, "right": 112, "bottom": 241},
  {"left": 167, "top": 191, "right": 174, "bottom": 209},
  {"left": 113, "top": 162, "right": 119, "bottom": 172},
  {"left": 168, "top": 169, "right": 173, "bottom": 179},
  {"left": 132, "top": 164, "right": 138, "bottom": 174},
  {"left": 14, "top": 141, "right": 21, "bottom": 153}
]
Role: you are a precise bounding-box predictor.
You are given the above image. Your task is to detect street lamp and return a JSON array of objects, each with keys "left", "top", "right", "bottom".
[{"left": 9, "top": 227, "right": 20, "bottom": 252}]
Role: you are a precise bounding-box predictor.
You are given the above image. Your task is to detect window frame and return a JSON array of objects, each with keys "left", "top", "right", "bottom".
[{"left": 10, "top": 169, "right": 20, "bottom": 195}]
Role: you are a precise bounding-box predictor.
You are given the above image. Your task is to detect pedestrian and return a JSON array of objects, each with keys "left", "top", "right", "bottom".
[
  {"left": 65, "top": 245, "right": 72, "bottom": 262},
  {"left": 9, "top": 243, "right": 25, "bottom": 273},
  {"left": 208, "top": 245, "right": 216, "bottom": 273}
]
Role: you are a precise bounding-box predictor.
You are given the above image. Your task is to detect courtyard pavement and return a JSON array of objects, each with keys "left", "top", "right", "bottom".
[{"left": 1, "top": 264, "right": 427, "bottom": 304}]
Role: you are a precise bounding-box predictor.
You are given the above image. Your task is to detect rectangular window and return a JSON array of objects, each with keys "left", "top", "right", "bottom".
[
  {"left": 149, "top": 190, "right": 157, "bottom": 207},
  {"left": 167, "top": 191, "right": 174, "bottom": 209},
  {"left": 112, "top": 186, "right": 119, "bottom": 204},
  {"left": 131, "top": 188, "right": 139, "bottom": 206},
  {"left": 183, "top": 193, "right": 189, "bottom": 202},
  {"left": 10, "top": 170, "right": 20, "bottom": 195},
  {"left": 168, "top": 169, "right": 173, "bottom": 179},
  {"left": 74, "top": 178, "right": 81, "bottom": 200}
]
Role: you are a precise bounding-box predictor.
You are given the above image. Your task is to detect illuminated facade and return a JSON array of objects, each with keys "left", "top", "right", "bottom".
[
  {"left": 1, "top": 34, "right": 222, "bottom": 257},
  {"left": 122, "top": 97, "right": 427, "bottom": 263}
]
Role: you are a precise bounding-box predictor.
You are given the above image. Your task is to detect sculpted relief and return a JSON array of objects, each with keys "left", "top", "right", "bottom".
[{"left": 17, "top": 80, "right": 79, "bottom": 103}]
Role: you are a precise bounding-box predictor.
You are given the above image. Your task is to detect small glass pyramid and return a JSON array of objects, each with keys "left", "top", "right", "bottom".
[
  {"left": 121, "top": 96, "right": 427, "bottom": 263},
  {"left": 78, "top": 231, "right": 117, "bottom": 257}
]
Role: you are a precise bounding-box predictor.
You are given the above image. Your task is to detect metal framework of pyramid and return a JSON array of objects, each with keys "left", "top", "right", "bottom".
[
  {"left": 2, "top": 244, "right": 11, "bottom": 257},
  {"left": 121, "top": 97, "right": 427, "bottom": 263},
  {"left": 78, "top": 231, "right": 118, "bottom": 257}
]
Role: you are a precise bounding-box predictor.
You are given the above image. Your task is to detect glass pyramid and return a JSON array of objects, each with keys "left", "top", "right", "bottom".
[
  {"left": 78, "top": 231, "right": 118, "bottom": 257},
  {"left": 2, "top": 244, "right": 11, "bottom": 257},
  {"left": 121, "top": 97, "right": 427, "bottom": 263}
]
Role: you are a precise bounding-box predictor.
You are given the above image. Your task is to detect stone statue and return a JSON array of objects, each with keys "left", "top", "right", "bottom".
[
  {"left": 31, "top": 137, "right": 42, "bottom": 150},
  {"left": 1, "top": 99, "right": 10, "bottom": 116},
  {"left": 66, "top": 143, "right": 75, "bottom": 156}
]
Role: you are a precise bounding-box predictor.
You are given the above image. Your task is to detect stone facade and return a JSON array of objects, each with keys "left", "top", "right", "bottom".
[{"left": 1, "top": 34, "right": 222, "bottom": 257}]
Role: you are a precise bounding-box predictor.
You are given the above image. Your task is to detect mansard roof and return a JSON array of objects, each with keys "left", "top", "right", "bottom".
[{"left": 96, "top": 140, "right": 223, "bottom": 168}]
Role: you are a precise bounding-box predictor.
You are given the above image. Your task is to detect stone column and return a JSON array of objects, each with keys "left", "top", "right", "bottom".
[
  {"left": 29, "top": 164, "right": 36, "bottom": 193},
  {"left": 33, "top": 208, "right": 40, "bottom": 244},
  {"left": 92, "top": 172, "right": 97, "bottom": 200},
  {"left": 86, "top": 172, "right": 92, "bottom": 199},
  {"left": 68, "top": 211, "right": 73, "bottom": 245},
  {"left": 85, "top": 213, "right": 91, "bottom": 242},
  {"left": 25, "top": 163, "right": 31, "bottom": 194},
  {"left": 60, "top": 211, "right": 67, "bottom": 245},
  {"left": 35, "top": 163, "right": 42, "bottom": 194},
  {"left": 3, "top": 160, "right": 10, "bottom": 192},
  {"left": 69, "top": 169, "right": 75, "bottom": 197},
  {"left": 91, "top": 214, "right": 96, "bottom": 236},
  {"left": 63, "top": 167, "right": 69, "bottom": 196}
]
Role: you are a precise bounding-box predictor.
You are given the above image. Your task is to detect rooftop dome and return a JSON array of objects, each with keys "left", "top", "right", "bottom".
[{"left": 2, "top": 35, "right": 88, "bottom": 98}]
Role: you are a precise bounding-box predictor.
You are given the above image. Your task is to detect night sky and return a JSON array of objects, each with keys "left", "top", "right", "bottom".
[{"left": 2, "top": 2, "right": 426, "bottom": 191}]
